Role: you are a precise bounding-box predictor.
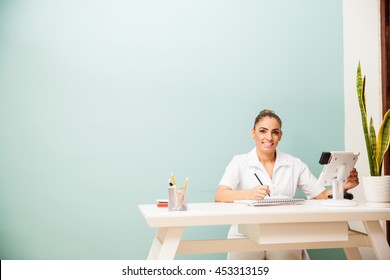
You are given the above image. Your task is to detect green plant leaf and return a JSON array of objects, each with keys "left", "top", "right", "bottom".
[
  {"left": 376, "top": 109, "right": 390, "bottom": 173},
  {"left": 369, "top": 117, "right": 378, "bottom": 175},
  {"left": 356, "top": 63, "right": 376, "bottom": 175},
  {"left": 362, "top": 76, "right": 367, "bottom": 114},
  {"left": 357, "top": 63, "right": 367, "bottom": 114}
]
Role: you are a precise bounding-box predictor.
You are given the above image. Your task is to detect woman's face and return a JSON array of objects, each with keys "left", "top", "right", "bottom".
[{"left": 251, "top": 116, "right": 282, "bottom": 154}]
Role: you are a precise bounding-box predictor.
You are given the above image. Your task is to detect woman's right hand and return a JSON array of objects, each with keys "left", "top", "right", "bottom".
[{"left": 248, "top": 185, "right": 270, "bottom": 200}]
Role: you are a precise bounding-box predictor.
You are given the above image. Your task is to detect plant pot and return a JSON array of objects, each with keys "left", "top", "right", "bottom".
[{"left": 362, "top": 176, "right": 390, "bottom": 207}]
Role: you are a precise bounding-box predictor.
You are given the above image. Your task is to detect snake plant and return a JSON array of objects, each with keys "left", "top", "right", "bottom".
[{"left": 356, "top": 62, "right": 390, "bottom": 176}]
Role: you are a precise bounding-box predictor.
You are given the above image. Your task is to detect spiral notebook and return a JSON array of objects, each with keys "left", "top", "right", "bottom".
[{"left": 235, "top": 197, "right": 306, "bottom": 206}]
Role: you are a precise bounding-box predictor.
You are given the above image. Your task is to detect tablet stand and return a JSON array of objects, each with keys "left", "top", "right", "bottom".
[
  {"left": 320, "top": 178, "right": 357, "bottom": 207},
  {"left": 317, "top": 152, "right": 359, "bottom": 207}
]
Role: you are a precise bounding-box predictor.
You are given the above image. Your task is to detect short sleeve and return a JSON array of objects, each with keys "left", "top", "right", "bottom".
[{"left": 218, "top": 156, "right": 241, "bottom": 190}]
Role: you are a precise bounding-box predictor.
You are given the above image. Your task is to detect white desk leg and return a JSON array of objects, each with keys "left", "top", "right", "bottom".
[
  {"left": 363, "top": 221, "right": 390, "bottom": 260},
  {"left": 147, "top": 227, "right": 184, "bottom": 260}
]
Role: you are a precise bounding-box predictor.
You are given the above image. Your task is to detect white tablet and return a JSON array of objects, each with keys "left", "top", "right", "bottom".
[{"left": 316, "top": 151, "right": 359, "bottom": 187}]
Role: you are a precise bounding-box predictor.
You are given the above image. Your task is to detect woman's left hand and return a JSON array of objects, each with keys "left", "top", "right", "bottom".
[{"left": 344, "top": 168, "right": 359, "bottom": 191}]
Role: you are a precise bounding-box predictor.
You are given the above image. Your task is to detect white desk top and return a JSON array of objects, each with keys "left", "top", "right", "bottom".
[{"left": 139, "top": 200, "right": 390, "bottom": 228}]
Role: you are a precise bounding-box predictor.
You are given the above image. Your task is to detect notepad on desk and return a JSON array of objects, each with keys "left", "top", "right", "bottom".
[{"left": 234, "top": 195, "right": 306, "bottom": 206}]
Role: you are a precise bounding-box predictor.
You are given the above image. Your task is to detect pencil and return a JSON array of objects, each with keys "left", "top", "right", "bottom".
[
  {"left": 254, "top": 173, "right": 263, "bottom": 185},
  {"left": 254, "top": 173, "right": 270, "bottom": 197},
  {"left": 171, "top": 172, "right": 177, "bottom": 187},
  {"left": 183, "top": 177, "right": 189, "bottom": 189}
]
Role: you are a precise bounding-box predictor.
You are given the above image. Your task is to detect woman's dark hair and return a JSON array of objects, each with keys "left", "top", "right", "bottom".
[{"left": 253, "top": 109, "right": 282, "bottom": 129}]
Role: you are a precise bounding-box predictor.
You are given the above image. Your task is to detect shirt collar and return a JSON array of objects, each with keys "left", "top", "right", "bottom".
[{"left": 248, "top": 148, "right": 290, "bottom": 168}]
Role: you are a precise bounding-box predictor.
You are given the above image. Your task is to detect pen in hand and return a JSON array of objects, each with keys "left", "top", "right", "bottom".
[{"left": 254, "top": 173, "right": 270, "bottom": 197}]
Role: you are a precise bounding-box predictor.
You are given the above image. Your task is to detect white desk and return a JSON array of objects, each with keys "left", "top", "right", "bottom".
[{"left": 138, "top": 200, "right": 390, "bottom": 260}]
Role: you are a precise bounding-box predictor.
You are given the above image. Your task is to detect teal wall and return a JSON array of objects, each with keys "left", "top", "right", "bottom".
[{"left": 0, "top": 0, "right": 346, "bottom": 259}]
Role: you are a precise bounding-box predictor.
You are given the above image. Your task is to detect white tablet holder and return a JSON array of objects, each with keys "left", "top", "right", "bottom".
[{"left": 316, "top": 151, "right": 360, "bottom": 207}]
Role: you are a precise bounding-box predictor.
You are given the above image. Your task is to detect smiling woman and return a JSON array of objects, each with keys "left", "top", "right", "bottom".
[
  {"left": 214, "top": 109, "right": 360, "bottom": 260},
  {"left": 251, "top": 109, "right": 283, "bottom": 161}
]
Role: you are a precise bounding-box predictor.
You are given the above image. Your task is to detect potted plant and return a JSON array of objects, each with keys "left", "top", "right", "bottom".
[{"left": 356, "top": 62, "right": 390, "bottom": 207}]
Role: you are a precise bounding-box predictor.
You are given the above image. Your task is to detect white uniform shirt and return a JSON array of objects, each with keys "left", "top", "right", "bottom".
[{"left": 218, "top": 147, "right": 325, "bottom": 238}]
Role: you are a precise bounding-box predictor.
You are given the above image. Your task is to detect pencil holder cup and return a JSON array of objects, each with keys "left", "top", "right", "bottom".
[{"left": 168, "top": 187, "right": 187, "bottom": 211}]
